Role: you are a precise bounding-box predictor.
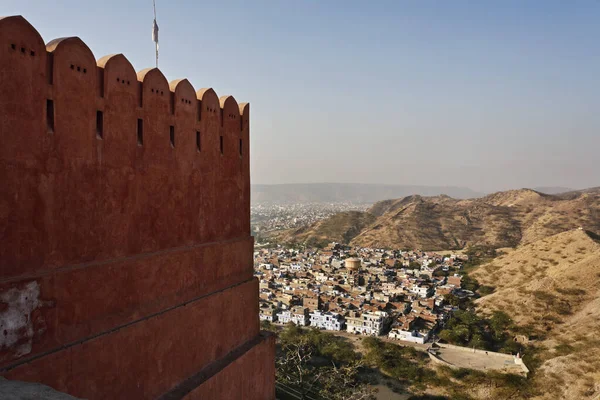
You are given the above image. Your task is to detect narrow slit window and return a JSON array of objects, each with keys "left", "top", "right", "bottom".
[
  {"left": 46, "top": 99, "right": 54, "bottom": 133},
  {"left": 138, "top": 82, "right": 143, "bottom": 107},
  {"left": 220, "top": 136, "right": 224, "bottom": 155},
  {"left": 239, "top": 139, "right": 243, "bottom": 156},
  {"left": 96, "top": 110, "right": 103, "bottom": 139},
  {"left": 137, "top": 119, "right": 143, "bottom": 146},
  {"left": 98, "top": 68, "right": 105, "bottom": 98},
  {"left": 197, "top": 100, "right": 202, "bottom": 121},
  {"left": 47, "top": 53, "right": 54, "bottom": 85},
  {"left": 170, "top": 125, "right": 175, "bottom": 147},
  {"left": 196, "top": 131, "right": 201, "bottom": 152}
]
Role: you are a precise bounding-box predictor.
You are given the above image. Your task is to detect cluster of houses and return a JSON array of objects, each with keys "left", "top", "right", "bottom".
[{"left": 256, "top": 243, "right": 470, "bottom": 344}]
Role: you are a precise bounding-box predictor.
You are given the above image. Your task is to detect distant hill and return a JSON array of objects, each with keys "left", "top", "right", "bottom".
[
  {"left": 471, "top": 229, "right": 600, "bottom": 399},
  {"left": 251, "top": 183, "right": 483, "bottom": 204},
  {"left": 555, "top": 186, "right": 600, "bottom": 199},
  {"left": 272, "top": 187, "right": 600, "bottom": 250},
  {"left": 532, "top": 186, "right": 574, "bottom": 194}
]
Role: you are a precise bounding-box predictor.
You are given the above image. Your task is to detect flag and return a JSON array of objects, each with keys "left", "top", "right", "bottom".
[{"left": 152, "top": 18, "right": 159, "bottom": 50}]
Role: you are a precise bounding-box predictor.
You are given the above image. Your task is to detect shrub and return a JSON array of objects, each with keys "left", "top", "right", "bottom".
[
  {"left": 555, "top": 287, "right": 586, "bottom": 296},
  {"left": 362, "top": 338, "right": 434, "bottom": 384},
  {"left": 554, "top": 343, "right": 575, "bottom": 356},
  {"left": 478, "top": 285, "right": 495, "bottom": 296}
]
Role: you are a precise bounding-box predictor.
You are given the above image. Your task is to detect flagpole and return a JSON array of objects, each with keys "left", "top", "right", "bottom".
[{"left": 153, "top": 0, "right": 158, "bottom": 68}]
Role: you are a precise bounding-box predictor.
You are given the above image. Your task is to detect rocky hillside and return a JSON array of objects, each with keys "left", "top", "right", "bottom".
[
  {"left": 275, "top": 188, "right": 600, "bottom": 250},
  {"left": 471, "top": 229, "right": 600, "bottom": 400},
  {"left": 281, "top": 211, "right": 376, "bottom": 248}
]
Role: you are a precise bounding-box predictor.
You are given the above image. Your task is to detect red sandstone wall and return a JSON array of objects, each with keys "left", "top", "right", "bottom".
[
  {"left": 0, "top": 15, "right": 269, "bottom": 400},
  {"left": 0, "top": 238, "right": 254, "bottom": 363},
  {"left": 5, "top": 279, "right": 260, "bottom": 399},
  {"left": 183, "top": 333, "right": 276, "bottom": 400}
]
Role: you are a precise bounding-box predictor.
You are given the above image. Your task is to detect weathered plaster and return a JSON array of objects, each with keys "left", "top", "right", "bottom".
[{"left": 0, "top": 282, "right": 41, "bottom": 359}]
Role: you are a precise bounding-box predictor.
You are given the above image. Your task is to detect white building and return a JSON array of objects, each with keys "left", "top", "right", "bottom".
[
  {"left": 290, "top": 263, "right": 303, "bottom": 271},
  {"left": 410, "top": 284, "right": 433, "bottom": 298},
  {"left": 291, "top": 306, "right": 309, "bottom": 326},
  {"left": 388, "top": 315, "right": 433, "bottom": 344},
  {"left": 259, "top": 303, "right": 278, "bottom": 322},
  {"left": 277, "top": 310, "right": 293, "bottom": 324},
  {"left": 309, "top": 310, "right": 345, "bottom": 331},
  {"left": 277, "top": 307, "right": 310, "bottom": 326},
  {"left": 388, "top": 328, "right": 430, "bottom": 344},
  {"left": 346, "top": 311, "right": 388, "bottom": 336}
]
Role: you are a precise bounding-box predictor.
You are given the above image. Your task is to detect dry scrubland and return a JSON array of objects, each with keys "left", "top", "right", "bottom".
[
  {"left": 472, "top": 229, "right": 600, "bottom": 400},
  {"left": 286, "top": 211, "right": 376, "bottom": 246},
  {"left": 397, "top": 229, "right": 600, "bottom": 400}
]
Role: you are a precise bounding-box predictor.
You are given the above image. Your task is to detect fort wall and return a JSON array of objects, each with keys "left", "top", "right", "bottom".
[
  {"left": 0, "top": 15, "right": 270, "bottom": 399},
  {"left": 0, "top": 16, "right": 250, "bottom": 279},
  {"left": 182, "top": 332, "right": 276, "bottom": 400}
]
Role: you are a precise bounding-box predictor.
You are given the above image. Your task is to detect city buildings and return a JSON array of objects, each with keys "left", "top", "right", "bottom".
[{"left": 254, "top": 242, "right": 469, "bottom": 343}]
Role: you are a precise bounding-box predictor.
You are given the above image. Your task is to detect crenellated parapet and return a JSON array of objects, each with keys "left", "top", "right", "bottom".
[
  {"left": 0, "top": 15, "right": 251, "bottom": 277},
  {"left": 0, "top": 16, "right": 248, "bottom": 162}
]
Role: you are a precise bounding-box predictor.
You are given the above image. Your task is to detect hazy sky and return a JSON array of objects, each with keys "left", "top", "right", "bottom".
[{"left": 5, "top": 1, "right": 599, "bottom": 193}]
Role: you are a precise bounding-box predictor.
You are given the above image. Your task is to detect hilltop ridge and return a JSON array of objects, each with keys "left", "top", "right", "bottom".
[
  {"left": 271, "top": 187, "right": 600, "bottom": 250},
  {"left": 251, "top": 183, "right": 483, "bottom": 204}
]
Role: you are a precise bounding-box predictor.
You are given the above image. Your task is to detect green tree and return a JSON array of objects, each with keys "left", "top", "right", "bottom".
[
  {"left": 443, "top": 293, "right": 461, "bottom": 307},
  {"left": 260, "top": 320, "right": 276, "bottom": 332},
  {"left": 408, "top": 261, "right": 422, "bottom": 270},
  {"left": 443, "top": 293, "right": 473, "bottom": 310},
  {"left": 461, "top": 275, "right": 480, "bottom": 292},
  {"left": 489, "top": 311, "right": 512, "bottom": 335},
  {"left": 318, "top": 363, "right": 376, "bottom": 400},
  {"left": 276, "top": 325, "right": 373, "bottom": 399},
  {"left": 433, "top": 269, "right": 448, "bottom": 278},
  {"left": 277, "top": 334, "right": 322, "bottom": 399}
]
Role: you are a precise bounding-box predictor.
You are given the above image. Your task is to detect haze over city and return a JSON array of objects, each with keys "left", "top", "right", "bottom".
[{"left": 5, "top": 0, "right": 599, "bottom": 194}]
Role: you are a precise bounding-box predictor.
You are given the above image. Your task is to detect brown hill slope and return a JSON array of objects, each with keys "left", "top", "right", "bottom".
[
  {"left": 471, "top": 229, "right": 600, "bottom": 400},
  {"left": 279, "top": 188, "right": 600, "bottom": 250},
  {"left": 353, "top": 193, "right": 522, "bottom": 249},
  {"left": 275, "top": 211, "right": 377, "bottom": 248}
]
